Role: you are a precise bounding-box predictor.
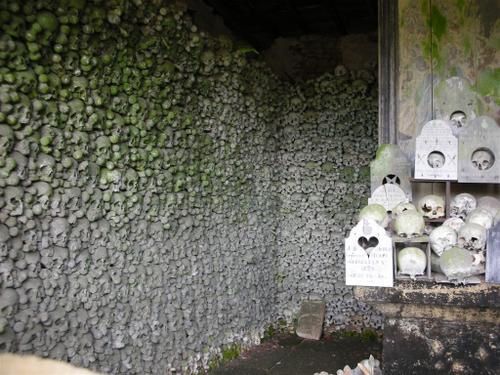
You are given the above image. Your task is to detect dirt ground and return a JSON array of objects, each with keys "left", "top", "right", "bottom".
[{"left": 206, "top": 331, "right": 382, "bottom": 375}]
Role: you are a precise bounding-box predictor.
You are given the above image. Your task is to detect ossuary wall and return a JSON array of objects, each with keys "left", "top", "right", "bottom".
[
  {"left": 0, "top": 0, "right": 379, "bottom": 373},
  {"left": 275, "top": 73, "right": 382, "bottom": 331},
  {"left": 0, "top": 0, "right": 281, "bottom": 373}
]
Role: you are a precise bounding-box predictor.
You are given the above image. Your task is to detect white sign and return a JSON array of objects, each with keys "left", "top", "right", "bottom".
[
  {"left": 458, "top": 116, "right": 500, "bottom": 183},
  {"left": 345, "top": 219, "right": 393, "bottom": 287},
  {"left": 415, "top": 119, "right": 458, "bottom": 180},
  {"left": 368, "top": 184, "right": 408, "bottom": 211}
]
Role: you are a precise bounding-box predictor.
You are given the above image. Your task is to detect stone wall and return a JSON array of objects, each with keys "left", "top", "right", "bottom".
[
  {"left": 275, "top": 72, "right": 382, "bottom": 330},
  {"left": 0, "top": 1, "right": 280, "bottom": 373},
  {"left": 0, "top": 0, "right": 379, "bottom": 373}
]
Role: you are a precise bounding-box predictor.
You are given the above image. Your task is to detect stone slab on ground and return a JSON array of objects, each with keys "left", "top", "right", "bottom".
[{"left": 296, "top": 300, "right": 326, "bottom": 340}]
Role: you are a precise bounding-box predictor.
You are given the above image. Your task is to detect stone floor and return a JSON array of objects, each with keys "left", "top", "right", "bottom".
[{"left": 206, "top": 331, "right": 382, "bottom": 375}]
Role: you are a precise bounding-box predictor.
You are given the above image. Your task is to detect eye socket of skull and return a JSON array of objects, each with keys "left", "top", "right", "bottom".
[
  {"left": 427, "top": 151, "right": 445, "bottom": 168},
  {"left": 471, "top": 148, "right": 495, "bottom": 171}
]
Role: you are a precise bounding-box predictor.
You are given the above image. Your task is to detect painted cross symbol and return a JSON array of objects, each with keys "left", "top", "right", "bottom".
[{"left": 382, "top": 174, "right": 401, "bottom": 185}]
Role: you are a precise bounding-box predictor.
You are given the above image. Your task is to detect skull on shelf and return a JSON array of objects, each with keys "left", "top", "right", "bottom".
[
  {"left": 397, "top": 247, "right": 427, "bottom": 279},
  {"left": 429, "top": 225, "right": 457, "bottom": 256},
  {"left": 466, "top": 208, "right": 494, "bottom": 230},
  {"left": 392, "top": 202, "right": 417, "bottom": 218},
  {"left": 358, "top": 204, "right": 389, "bottom": 228},
  {"left": 418, "top": 194, "right": 445, "bottom": 219},
  {"left": 477, "top": 196, "right": 500, "bottom": 217},
  {"left": 457, "top": 223, "right": 487, "bottom": 251},
  {"left": 393, "top": 210, "right": 425, "bottom": 238},
  {"left": 443, "top": 217, "right": 465, "bottom": 233},
  {"left": 450, "top": 193, "right": 476, "bottom": 219}
]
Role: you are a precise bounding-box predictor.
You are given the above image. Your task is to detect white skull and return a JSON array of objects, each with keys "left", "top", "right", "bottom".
[
  {"left": 397, "top": 247, "right": 427, "bottom": 279},
  {"left": 4, "top": 186, "right": 24, "bottom": 216},
  {"left": 392, "top": 202, "right": 417, "bottom": 218},
  {"left": 50, "top": 218, "right": 70, "bottom": 247},
  {"left": 443, "top": 217, "right": 465, "bottom": 233},
  {"left": 358, "top": 204, "right": 389, "bottom": 228},
  {"left": 429, "top": 225, "right": 457, "bottom": 256},
  {"left": 458, "top": 223, "right": 486, "bottom": 251},
  {"left": 450, "top": 193, "right": 476, "bottom": 219},
  {"left": 0, "top": 125, "right": 14, "bottom": 158},
  {"left": 427, "top": 151, "right": 445, "bottom": 168},
  {"left": 418, "top": 194, "right": 445, "bottom": 219},
  {"left": 471, "top": 149, "right": 494, "bottom": 171},
  {"left": 439, "top": 246, "right": 482, "bottom": 281},
  {"left": 450, "top": 110, "right": 466, "bottom": 130},
  {"left": 466, "top": 208, "right": 494, "bottom": 230},
  {"left": 36, "top": 153, "right": 56, "bottom": 182},
  {"left": 477, "top": 196, "right": 500, "bottom": 217},
  {"left": 394, "top": 210, "right": 425, "bottom": 238}
]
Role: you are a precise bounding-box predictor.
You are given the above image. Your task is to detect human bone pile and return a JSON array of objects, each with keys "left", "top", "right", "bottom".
[
  {"left": 0, "top": 0, "right": 380, "bottom": 373},
  {"left": 357, "top": 192, "right": 500, "bottom": 283}
]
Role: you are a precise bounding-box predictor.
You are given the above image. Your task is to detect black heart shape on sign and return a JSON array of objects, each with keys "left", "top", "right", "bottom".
[{"left": 358, "top": 236, "right": 379, "bottom": 257}]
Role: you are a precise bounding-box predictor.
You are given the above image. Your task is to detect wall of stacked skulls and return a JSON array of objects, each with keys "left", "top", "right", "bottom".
[
  {"left": 275, "top": 73, "right": 381, "bottom": 330},
  {"left": 0, "top": 0, "right": 379, "bottom": 373}
]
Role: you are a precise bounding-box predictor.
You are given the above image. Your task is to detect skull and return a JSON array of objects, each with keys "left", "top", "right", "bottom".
[
  {"left": 50, "top": 218, "right": 70, "bottom": 247},
  {"left": 36, "top": 153, "right": 56, "bottom": 182},
  {"left": 0, "top": 224, "right": 10, "bottom": 257},
  {"left": 392, "top": 202, "right": 417, "bottom": 218},
  {"left": 148, "top": 221, "right": 164, "bottom": 242},
  {"left": 418, "top": 194, "right": 445, "bottom": 219},
  {"left": 110, "top": 193, "right": 126, "bottom": 217},
  {"left": 449, "top": 110, "right": 466, "bottom": 130},
  {"left": 471, "top": 148, "right": 494, "bottom": 171},
  {"left": 358, "top": 204, "right": 389, "bottom": 228},
  {"left": 86, "top": 189, "right": 103, "bottom": 222},
  {"left": 427, "top": 151, "right": 445, "bottom": 168},
  {"left": 62, "top": 187, "right": 82, "bottom": 212},
  {"left": 95, "top": 135, "right": 111, "bottom": 165},
  {"left": 70, "top": 76, "right": 89, "bottom": 102},
  {"left": 72, "top": 131, "right": 90, "bottom": 158},
  {"left": 200, "top": 50, "right": 215, "bottom": 74},
  {"left": 124, "top": 168, "right": 139, "bottom": 194},
  {"left": 466, "top": 208, "right": 494, "bottom": 230},
  {"left": 0, "top": 288, "right": 19, "bottom": 317},
  {"left": 4, "top": 186, "right": 24, "bottom": 216},
  {"left": 450, "top": 193, "right": 476, "bottom": 219},
  {"left": 28, "top": 181, "right": 53, "bottom": 214},
  {"left": 393, "top": 210, "right": 425, "bottom": 238},
  {"left": 458, "top": 223, "right": 486, "bottom": 251},
  {"left": 397, "top": 247, "right": 427, "bottom": 279},
  {"left": 11, "top": 151, "right": 29, "bottom": 180},
  {"left": 477, "top": 196, "right": 500, "bottom": 217},
  {"left": 67, "top": 99, "right": 86, "bottom": 129},
  {"left": 0, "top": 125, "right": 14, "bottom": 158},
  {"left": 429, "top": 225, "right": 457, "bottom": 256},
  {"left": 440, "top": 246, "right": 483, "bottom": 281},
  {"left": 443, "top": 217, "right": 465, "bottom": 232},
  {"left": 334, "top": 64, "right": 348, "bottom": 76}
]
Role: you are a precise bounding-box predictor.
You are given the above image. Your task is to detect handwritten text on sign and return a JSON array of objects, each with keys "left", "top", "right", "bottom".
[{"left": 345, "top": 219, "right": 393, "bottom": 287}]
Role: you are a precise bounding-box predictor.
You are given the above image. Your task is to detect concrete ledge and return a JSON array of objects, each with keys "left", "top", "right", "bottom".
[
  {"left": 354, "top": 281, "right": 500, "bottom": 308},
  {"left": 355, "top": 282, "right": 500, "bottom": 374}
]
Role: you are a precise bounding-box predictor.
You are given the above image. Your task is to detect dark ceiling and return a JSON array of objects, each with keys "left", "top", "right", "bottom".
[{"left": 202, "top": 0, "right": 378, "bottom": 49}]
